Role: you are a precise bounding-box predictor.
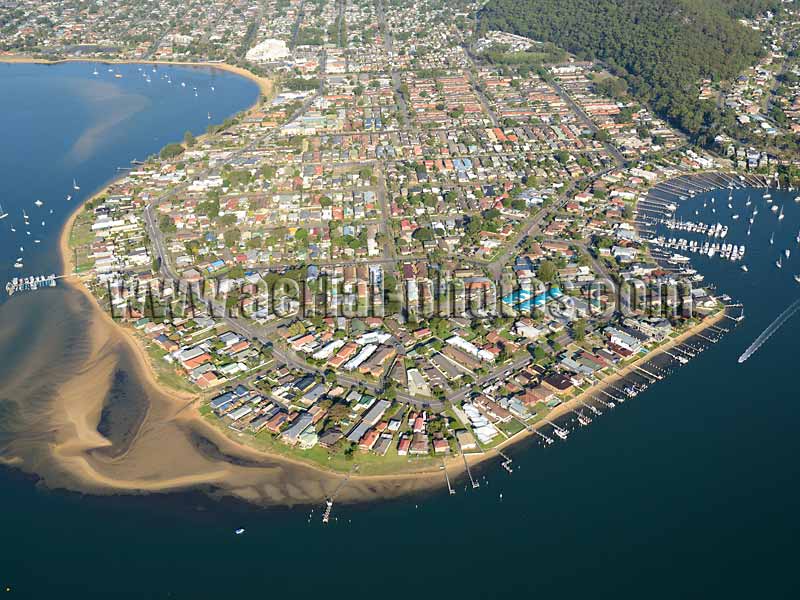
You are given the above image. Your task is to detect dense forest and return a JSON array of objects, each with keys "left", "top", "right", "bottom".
[{"left": 478, "top": 0, "right": 781, "bottom": 143}]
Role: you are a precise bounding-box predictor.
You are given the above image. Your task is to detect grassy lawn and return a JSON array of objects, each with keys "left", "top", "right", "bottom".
[
  {"left": 202, "top": 416, "right": 442, "bottom": 476},
  {"left": 498, "top": 419, "right": 525, "bottom": 437},
  {"left": 139, "top": 337, "right": 198, "bottom": 394}
]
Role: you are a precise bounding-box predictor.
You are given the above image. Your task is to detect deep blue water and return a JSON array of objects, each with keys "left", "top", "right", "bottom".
[
  {"left": 0, "top": 61, "right": 258, "bottom": 286},
  {"left": 1, "top": 65, "right": 799, "bottom": 598}
]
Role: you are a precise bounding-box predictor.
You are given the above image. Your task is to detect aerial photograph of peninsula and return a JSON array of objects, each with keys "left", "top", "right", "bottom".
[{"left": 1, "top": 0, "right": 799, "bottom": 597}]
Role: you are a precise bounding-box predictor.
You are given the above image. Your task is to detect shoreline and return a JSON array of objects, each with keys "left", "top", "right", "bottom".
[
  {"left": 57, "top": 195, "right": 730, "bottom": 493},
  {"left": 34, "top": 62, "right": 746, "bottom": 500},
  {"left": 0, "top": 54, "right": 273, "bottom": 97}
]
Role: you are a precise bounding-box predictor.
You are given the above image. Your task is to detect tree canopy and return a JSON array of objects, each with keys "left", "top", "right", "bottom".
[{"left": 478, "top": 0, "right": 778, "bottom": 141}]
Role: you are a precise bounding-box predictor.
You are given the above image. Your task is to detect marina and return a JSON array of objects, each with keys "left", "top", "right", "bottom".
[{"left": 5, "top": 274, "right": 60, "bottom": 296}]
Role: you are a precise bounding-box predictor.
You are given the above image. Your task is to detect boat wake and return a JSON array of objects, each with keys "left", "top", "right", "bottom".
[{"left": 738, "top": 297, "right": 800, "bottom": 363}]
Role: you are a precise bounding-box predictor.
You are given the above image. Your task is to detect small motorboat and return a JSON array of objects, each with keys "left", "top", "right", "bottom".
[{"left": 234, "top": 528, "right": 246, "bottom": 535}]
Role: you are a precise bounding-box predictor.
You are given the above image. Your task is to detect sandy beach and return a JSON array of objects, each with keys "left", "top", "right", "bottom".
[
  {"left": 0, "top": 54, "right": 273, "bottom": 97},
  {"left": 49, "top": 171, "right": 731, "bottom": 505},
  {"left": 0, "top": 53, "right": 734, "bottom": 505},
  {"left": 51, "top": 187, "right": 729, "bottom": 503}
]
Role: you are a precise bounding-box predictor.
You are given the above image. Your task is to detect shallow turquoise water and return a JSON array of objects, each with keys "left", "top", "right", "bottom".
[{"left": 1, "top": 64, "right": 799, "bottom": 598}]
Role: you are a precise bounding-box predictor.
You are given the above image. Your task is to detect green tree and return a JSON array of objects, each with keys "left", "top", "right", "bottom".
[{"left": 538, "top": 260, "right": 557, "bottom": 283}]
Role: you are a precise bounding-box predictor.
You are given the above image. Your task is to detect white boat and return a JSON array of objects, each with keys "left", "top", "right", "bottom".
[
  {"left": 13, "top": 260, "right": 23, "bottom": 268},
  {"left": 779, "top": 206, "right": 784, "bottom": 221},
  {"left": 181, "top": 82, "right": 186, "bottom": 87},
  {"left": 764, "top": 192, "right": 772, "bottom": 199},
  {"left": 211, "top": 86, "right": 215, "bottom": 92},
  {"left": 795, "top": 196, "right": 800, "bottom": 204},
  {"left": 234, "top": 528, "right": 245, "bottom": 535},
  {"left": 0, "top": 202, "right": 7, "bottom": 220},
  {"left": 73, "top": 178, "right": 80, "bottom": 191},
  {"left": 795, "top": 275, "right": 800, "bottom": 283},
  {"left": 66, "top": 194, "right": 71, "bottom": 201},
  {"left": 34, "top": 199, "right": 43, "bottom": 207},
  {"left": 776, "top": 257, "right": 783, "bottom": 269},
  {"left": 771, "top": 204, "right": 779, "bottom": 213},
  {"left": 741, "top": 265, "right": 748, "bottom": 272},
  {"left": 770, "top": 232, "right": 774, "bottom": 245},
  {"left": 93, "top": 68, "right": 99, "bottom": 76},
  {"left": 786, "top": 249, "right": 791, "bottom": 259},
  {"left": 732, "top": 214, "right": 739, "bottom": 220}
]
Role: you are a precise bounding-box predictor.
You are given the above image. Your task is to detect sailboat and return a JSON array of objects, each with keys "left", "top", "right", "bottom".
[
  {"left": 73, "top": 178, "right": 80, "bottom": 191},
  {"left": 741, "top": 265, "right": 749, "bottom": 272},
  {"left": 785, "top": 249, "right": 791, "bottom": 259},
  {"left": 779, "top": 206, "right": 785, "bottom": 221},
  {"left": 0, "top": 202, "right": 7, "bottom": 220},
  {"left": 746, "top": 195, "right": 752, "bottom": 206},
  {"left": 93, "top": 67, "right": 99, "bottom": 76},
  {"left": 770, "top": 232, "right": 775, "bottom": 245},
  {"left": 776, "top": 257, "right": 783, "bottom": 269}
]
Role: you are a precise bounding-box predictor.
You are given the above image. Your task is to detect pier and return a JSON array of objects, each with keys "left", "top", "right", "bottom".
[
  {"left": 458, "top": 442, "right": 480, "bottom": 489},
  {"left": 498, "top": 450, "right": 514, "bottom": 474},
  {"left": 442, "top": 459, "right": 456, "bottom": 495},
  {"left": 592, "top": 395, "right": 615, "bottom": 409},
  {"left": 580, "top": 401, "right": 602, "bottom": 416},
  {"left": 634, "top": 365, "right": 662, "bottom": 382},
  {"left": 322, "top": 464, "right": 358, "bottom": 524},
  {"left": 545, "top": 420, "right": 569, "bottom": 440},
  {"left": 5, "top": 274, "right": 63, "bottom": 296}
]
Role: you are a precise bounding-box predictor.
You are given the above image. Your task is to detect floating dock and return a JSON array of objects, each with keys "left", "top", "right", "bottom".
[{"left": 5, "top": 274, "right": 60, "bottom": 296}]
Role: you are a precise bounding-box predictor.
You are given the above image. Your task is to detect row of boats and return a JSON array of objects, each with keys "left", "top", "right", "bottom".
[
  {"left": 662, "top": 220, "right": 729, "bottom": 238},
  {"left": 5, "top": 274, "right": 57, "bottom": 296},
  {"left": 655, "top": 238, "right": 747, "bottom": 262}
]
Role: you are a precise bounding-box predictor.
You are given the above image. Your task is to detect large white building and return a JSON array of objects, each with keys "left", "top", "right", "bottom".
[{"left": 245, "top": 39, "right": 290, "bottom": 62}]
